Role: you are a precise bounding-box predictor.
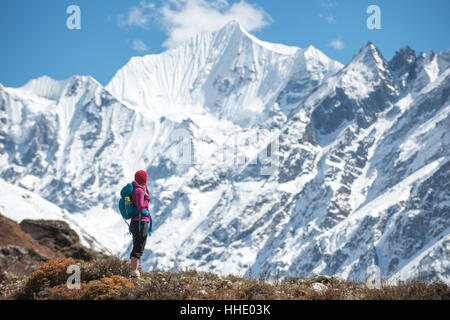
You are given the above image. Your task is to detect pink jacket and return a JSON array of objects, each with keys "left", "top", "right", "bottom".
[{"left": 131, "top": 181, "right": 150, "bottom": 222}]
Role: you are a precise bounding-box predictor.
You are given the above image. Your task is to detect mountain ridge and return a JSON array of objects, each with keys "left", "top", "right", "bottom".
[{"left": 0, "top": 21, "right": 449, "bottom": 284}]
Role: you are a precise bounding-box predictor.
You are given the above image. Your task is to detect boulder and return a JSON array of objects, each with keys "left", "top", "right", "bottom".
[
  {"left": 0, "top": 267, "right": 7, "bottom": 283},
  {"left": 61, "top": 243, "right": 97, "bottom": 262},
  {"left": 20, "top": 219, "right": 79, "bottom": 250},
  {"left": 0, "top": 213, "right": 104, "bottom": 277},
  {"left": 311, "top": 282, "right": 328, "bottom": 293},
  {"left": 0, "top": 245, "right": 28, "bottom": 257},
  {"left": 19, "top": 219, "right": 105, "bottom": 262},
  {"left": 311, "top": 275, "right": 331, "bottom": 284},
  {"left": 0, "top": 245, "right": 42, "bottom": 275},
  {"left": 0, "top": 214, "right": 59, "bottom": 275}
]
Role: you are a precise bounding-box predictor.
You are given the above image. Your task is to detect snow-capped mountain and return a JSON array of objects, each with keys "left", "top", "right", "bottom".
[
  {"left": 106, "top": 21, "right": 342, "bottom": 125},
  {"left": 0, "top": 21, "right": 448, "bottom": 284}
]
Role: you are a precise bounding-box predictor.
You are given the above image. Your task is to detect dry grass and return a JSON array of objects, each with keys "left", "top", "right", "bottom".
[
  {"left": 364, "top": 281, "right": 450, "bottom": 300},
  {"left": 81, "top": 275, "right": 133, "bottom": 300},
  {"left": 80, "top": 256, "right": 131, "bottom": 282},
  {"left": 3, "top": 256, "right": 449, "bottom": 300}
]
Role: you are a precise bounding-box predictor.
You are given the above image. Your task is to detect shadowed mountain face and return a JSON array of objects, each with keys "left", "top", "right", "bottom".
[{"left": 0, "top": 21, "right": 449, "bottom": 284}]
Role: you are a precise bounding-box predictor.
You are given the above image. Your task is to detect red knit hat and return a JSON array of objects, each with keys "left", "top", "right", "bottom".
[{"left": 135, "top": 170, "right": 147, "bottom": 185}]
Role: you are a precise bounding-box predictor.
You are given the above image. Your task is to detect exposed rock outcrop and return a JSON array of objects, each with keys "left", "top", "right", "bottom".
[{"left": 0, "top": 214, "right": 105, "bottom": 276}]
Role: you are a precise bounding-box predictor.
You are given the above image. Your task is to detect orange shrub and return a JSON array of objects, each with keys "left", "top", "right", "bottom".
[
  {"left": 81, "top": 275, "right": 133, "bottom": 300},
  {"left": 24, "top": 258, "right": 76, "bottom": 299},
  {"left": 45, "top": 283, "right": 87, "bottom": 300}
]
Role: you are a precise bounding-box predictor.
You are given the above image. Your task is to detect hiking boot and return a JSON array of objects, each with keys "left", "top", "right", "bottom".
[{"left": 130, "top": 270, "right": 140, "bottom": 278}]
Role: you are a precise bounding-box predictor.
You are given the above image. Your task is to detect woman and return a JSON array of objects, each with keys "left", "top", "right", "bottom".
[{"left": 130, "top": 170, "right": 151, "bottom": 278}]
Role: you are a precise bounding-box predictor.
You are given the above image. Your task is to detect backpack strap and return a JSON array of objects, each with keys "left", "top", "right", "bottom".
[
  {"left": 138, "top": 211, "right": 142, "bottom": 232},
  {"left": 148, "top": 215, "right": 152, "bottom": 237}
]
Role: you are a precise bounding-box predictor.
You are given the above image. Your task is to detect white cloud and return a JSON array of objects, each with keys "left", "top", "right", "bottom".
[
  {"left": 320, "top": 13, "right": 335, "bottom": 24},
  {"left": 119, "top": 0, "right": 272, "bottom": 49},
  {"left": 131, "top": 39, "right": 150, "bottom": 52},
  {"left": 319, "top": 1, "right": 337, "bottom": 24},
  {"left": 329, "top": 38, "right": 345, "bottom": 50},
  {"left": 321, "top": 1, "right": 336, "bottom": 9},
  {"left": 118, "top": 1, "right": 156, "bottom": 29},
  {"left": 326, "top": 14, "right": 335, "bottom": 24}
]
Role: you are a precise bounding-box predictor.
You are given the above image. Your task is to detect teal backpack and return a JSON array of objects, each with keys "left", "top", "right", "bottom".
[{"left": 119, "top": 183, "right": 152, "bottom": 236}]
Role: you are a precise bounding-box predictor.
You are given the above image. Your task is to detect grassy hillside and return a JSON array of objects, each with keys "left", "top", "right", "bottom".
[
  {"left": 1, "top": 256, "right": 449, "bottom": 300},
  {"left": 1, "top": 214, "right": 448, "bottom": 300}
]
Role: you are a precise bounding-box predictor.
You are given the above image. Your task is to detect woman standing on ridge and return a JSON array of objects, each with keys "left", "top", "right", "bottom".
[{"left": 129, "top": 170, "right": 151, "bottom": 278}]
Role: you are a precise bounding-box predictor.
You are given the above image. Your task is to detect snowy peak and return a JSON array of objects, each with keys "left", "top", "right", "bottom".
[
  {"left": 336, "top": 42, "right": 396, "bottom": 99},
  {"left": 304, "top": 45, "right": 343, "bottom": 75},
  {"left": 21, "top": 75, "right": 101, "bottom": 101},
  {"left": 106, "top": 20, "right": 345, "bottom": 128},
  {"left": 388, "top": 49, "right": 450, "bottom": 93},
  {"left": 416, "top": 51, "right": 450, "bottom": 81},
  {"left": 230, "top": 21, "right": 300, "bottom": 56},
  {"left": 21, "top": 75, "right": 69, "bottom": 100},
  {"left": 389, "top": 46, "right": 416, "bottom": 70},
  {"left": 309, "top": 43, "right": 399, "bottom": 135},
  {"left": 347, "top": 42, "right": 390, "bottom": 74},
  {"left": 275, "top": 45, "right": 343, "bottom": 115},
  {"left": 107, "top": 20, "right": 321, "bottom": 125},
  {"left": 388, "top": 46, "right": 417, "bottom": 91}
]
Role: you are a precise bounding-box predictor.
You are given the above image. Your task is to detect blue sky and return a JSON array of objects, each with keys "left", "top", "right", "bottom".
[{"left": 1, "top": 0, "right": 449, "bottom": 87}]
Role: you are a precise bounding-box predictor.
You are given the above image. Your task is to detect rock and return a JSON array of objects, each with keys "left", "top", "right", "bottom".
[
  {"left": 0, "top": 245, "right": 40, "bottom": 275},
  {"left": 218, "top": 279, "right": 233, "bottom": 288},
  {"left": 36, "top": 288, "right": 51, "bottom": 300},
  {"left": 0, "top": 245, "right": 28, "bottom": 257},
  {"left": 61, "top": 243, "right": 96, "bottom": 262},
  {"left": 312, "top": 275, "right": 331, "bottom": 284},
  {"left": 0, "top": 214, "right": 102, "bottom": 277},
  {"left": 0, "top": 214, "right": 57, "bottom": 276},
  {"left": 0, "top": 266, "right": 7, "bottom": 283},
  {"left": 19, "top": 218, "right": 103, "bottom": 261},
  {"left": 311, "top": 282, "right": 328, "bottom": 293},
  {"left": 20, "top": 219, "right": 80, "bottom": 249},
  {"left": 27, "top": 248, "right": 50, "bottom": 262}
]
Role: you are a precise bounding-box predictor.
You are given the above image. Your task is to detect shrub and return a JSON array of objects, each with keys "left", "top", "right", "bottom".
[
  {"left": 21, "top": 258, "right": 76, "bottom": 299},
  {"left": 364, "top": 281, "right": 450, "bottom": 300},
  {"left": 1, "top": 272, "right": 28, "bottom": 300},
  {"left": 121, "top": 270, "right": 223, "bottom": 300},
  {"left": 235, "top": 280, "right": 277, "bottom": 300},
  {"left": 80, "top": 256, "right": 130, "bottom": 282},
  {"left": 46, "top": 283, "right": 87, "bottom": 300},
  {"left": 122, "top": 271, "right": 194, "bottom": 300},
  {"left": 81, "top": 275, "right": 133, "bottom": 300}
]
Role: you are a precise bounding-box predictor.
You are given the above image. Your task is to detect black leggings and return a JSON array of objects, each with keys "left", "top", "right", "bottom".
[{"left": 130, "top": 220, "right": 149, "bottom": 259}]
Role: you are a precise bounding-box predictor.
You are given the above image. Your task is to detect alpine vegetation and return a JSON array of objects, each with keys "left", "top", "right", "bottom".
[{"left": 0, "top": 21, "right": 449, "bottom": 285}]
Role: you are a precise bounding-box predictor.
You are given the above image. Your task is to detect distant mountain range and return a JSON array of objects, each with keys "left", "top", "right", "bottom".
[{"left": 1, "top": 21, "right": 449, "bottom": 284}]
